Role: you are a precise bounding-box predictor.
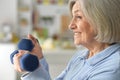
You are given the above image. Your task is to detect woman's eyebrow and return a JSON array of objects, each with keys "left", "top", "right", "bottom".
[
  {"left": 73, "top": 10, "right": 79, "bottom": 13},
  {"left": 72, "top": 9, "right": 81, "bottom": 14}
]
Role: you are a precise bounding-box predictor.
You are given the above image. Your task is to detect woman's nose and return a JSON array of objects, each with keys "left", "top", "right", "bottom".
[{"left": 69, "top": 19, "right": 76, "bottom": 30}]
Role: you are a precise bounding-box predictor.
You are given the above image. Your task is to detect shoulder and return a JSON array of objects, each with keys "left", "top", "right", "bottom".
[
  {"left": 93, "top": 48, "right": 120, "bottom": 73},
  {"left": 96, "top": 44, "right": 120, "bottom": 70},
  {"left": 89, "top": 49, "right": 120, "bottom": 80},
  {"left": 108, "top": 49, "right": 120, "bottom": 70}
]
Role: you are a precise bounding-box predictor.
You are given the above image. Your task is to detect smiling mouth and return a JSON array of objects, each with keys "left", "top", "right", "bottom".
[{"left": 74, "top": 32, "right": 81, "bottom": 37}]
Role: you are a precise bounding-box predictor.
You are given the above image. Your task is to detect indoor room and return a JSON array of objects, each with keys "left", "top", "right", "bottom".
[
  {"left": 0, "top": 0, "right": 79, "bottom": 80},
  {"left": 1, "top": 0, "right": 118, "bottom": 80}
]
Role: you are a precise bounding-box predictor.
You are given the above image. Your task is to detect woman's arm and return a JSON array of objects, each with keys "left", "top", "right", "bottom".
[
  {"left": 13, "top": 34, "right": 51, "bottom": 80},
  {"left": 21, "top": 58, "right": 51, "bottom": 80}
]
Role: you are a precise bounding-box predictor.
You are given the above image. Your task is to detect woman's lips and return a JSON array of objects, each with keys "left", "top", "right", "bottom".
[{"left": 74, "top": 32, "right": 81, "bottom": 38}]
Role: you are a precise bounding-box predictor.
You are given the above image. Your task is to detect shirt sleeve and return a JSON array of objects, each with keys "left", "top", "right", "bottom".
[{"left": 21, "top": 58, "right": 51, "bottom": 80}]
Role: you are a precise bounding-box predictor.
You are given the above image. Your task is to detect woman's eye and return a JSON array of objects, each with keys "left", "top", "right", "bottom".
[{"left": 76, "top": 16, "right": 82, "bottom": 19}]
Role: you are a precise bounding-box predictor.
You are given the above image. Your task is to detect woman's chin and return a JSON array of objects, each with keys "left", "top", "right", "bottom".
[{"left": 74, "top": 41, "right": 81, "bottom": 45}]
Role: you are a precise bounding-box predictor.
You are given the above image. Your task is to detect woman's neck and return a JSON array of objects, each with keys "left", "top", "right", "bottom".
[{"left": 86, "top": 42, "right": 110, "bottom": 58}]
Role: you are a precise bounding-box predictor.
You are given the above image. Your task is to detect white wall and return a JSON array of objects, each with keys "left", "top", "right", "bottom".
[
  {"left": 0, "top": 44, "right": 16, "bottom": 80},
  {"left": 0, "top": 0, "right": 17, "bottom": 31}
]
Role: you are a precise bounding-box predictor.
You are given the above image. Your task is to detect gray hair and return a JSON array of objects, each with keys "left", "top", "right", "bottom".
[{"left": 69, "top": 0, "right": 120, "bottom": 43}]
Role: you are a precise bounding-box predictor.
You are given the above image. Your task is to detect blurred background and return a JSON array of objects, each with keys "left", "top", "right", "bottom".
[{"left": 0, "top": 0, "right": 81, "bottom": 80}]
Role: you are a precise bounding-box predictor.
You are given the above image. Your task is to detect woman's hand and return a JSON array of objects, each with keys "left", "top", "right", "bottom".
[
  {"left": 13, "top": 50, "right": 28, "bottom": 72},
  {"left": 27, "top": 34, "right": 43, "bottom": 59},
  {"left": 13, "top": 34, "right": 43, "bottom": 72}
]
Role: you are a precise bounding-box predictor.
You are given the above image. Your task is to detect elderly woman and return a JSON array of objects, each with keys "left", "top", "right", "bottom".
[{"left": 13, "top": 0, "right": 120, "bottom": 80}]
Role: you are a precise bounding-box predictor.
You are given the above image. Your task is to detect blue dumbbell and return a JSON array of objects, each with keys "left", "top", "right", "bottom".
[
  {"left": 18, "top": 39, "right": 34, "bottom": 51},
  {"left": 10, "top": 39, "right": 39, "bottom": 72},
  {"left": 10, "top": 50, "right": 19, "bottom": 64}
]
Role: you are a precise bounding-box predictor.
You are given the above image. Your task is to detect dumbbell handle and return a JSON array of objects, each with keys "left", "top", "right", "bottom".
[{"left": 10, "top": 50, "right": 18, "bottom": 64}]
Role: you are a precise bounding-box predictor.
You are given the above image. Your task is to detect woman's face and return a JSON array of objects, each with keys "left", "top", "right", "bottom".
[{"left": 69, "top": 1, "right": 96, "bottom": 45}]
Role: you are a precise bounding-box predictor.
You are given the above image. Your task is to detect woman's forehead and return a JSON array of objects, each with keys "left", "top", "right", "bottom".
[{"left": 72, "top": 1, "right": 82, "bottom": 14}]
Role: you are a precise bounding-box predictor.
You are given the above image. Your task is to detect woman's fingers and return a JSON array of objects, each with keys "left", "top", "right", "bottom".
[
  {"left": 13, "top": 50, "right": 26, "bottom": 72},
  {"left": 27, "top": 34, "right": 35, "bottom": 40},
  {"left": 27, "top": 34, "right": 37, "bottom": 44},
  {"left": 27, "top": 34, "right": 43, "bottom": 59}
]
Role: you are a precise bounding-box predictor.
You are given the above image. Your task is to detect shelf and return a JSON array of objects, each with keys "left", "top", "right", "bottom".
[
  {"left": 17, "top": 0, "right": 33, "bottom": 38},
  {"left": 36, "top": 4, "right": 69, "bottom": 16}
]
